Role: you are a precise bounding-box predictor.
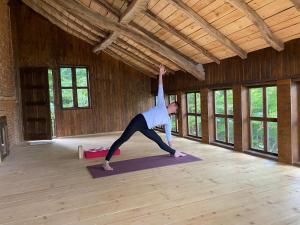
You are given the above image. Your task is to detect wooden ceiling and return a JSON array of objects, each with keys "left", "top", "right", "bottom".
[{"left": 22, "top": 0, "right": 300, "bottom": 80}]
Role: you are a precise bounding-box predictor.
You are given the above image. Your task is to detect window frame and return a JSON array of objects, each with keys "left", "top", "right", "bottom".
[
  {"left": 59, "top": 66, "right": 91, "bottom": 110},
  {"left": 248, "top": 85, "right": 278, "bottom": 156},
  {"left": 186, "top": 92, "right": 202, "bottom": 139},
  {"left": 213, "top": 88, "right": 234, "bottom": 146},
  {"left": 167, "top": 94, "right": 179, "bottom": 134}
]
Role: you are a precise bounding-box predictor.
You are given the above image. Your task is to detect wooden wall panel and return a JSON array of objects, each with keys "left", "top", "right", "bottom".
[
  {"left": 153, "top": 38, "right": 300, "bottom": 93},
  {"left": 15, "top": 2, "right": 153, "bottom": 137}
]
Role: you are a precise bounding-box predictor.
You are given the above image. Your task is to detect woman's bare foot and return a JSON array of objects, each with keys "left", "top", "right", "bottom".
[
  {"left": 102, "top": 161, "right": 114, "bottom": 171},
  {"left": 173, "top": 151, "right": 187, "bottom": 157}
]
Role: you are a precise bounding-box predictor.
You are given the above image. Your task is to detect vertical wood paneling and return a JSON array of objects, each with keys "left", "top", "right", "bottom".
[{"left": 15, "top": 2, "right": 153, "bottom": 137}]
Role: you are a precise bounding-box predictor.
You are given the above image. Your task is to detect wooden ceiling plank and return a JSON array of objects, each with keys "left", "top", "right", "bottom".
[
  {"left": 111, "top": 43, "right": 158, "bottom": 74},
  {"left": 93, "top": 0, "right": 149, "bottom": 54},
  {"left": 166, "top": 0, "right": 247, "bottom": 59},
  {"left": 120, "top": 0, "right": 150, "bottom": 24},
  {"left": 116, "top": 38, "right": 175, "bottom": 73},
  {"left": 225, "top": 0, "right": 284, "bottom": 51},
  {"left": 104, "top": 48, "right": 155, "bottom": 78},
  {"left": 93, "top": 32, "right": 119, "bottom": 53},
  {"left": 53, "top": 0, "right": 205, "bottom": 80},
  {"left": 145, "top": 9, "right": 220, "bottom": 64},
  {"left": 40, "top": 0, "right": 101, "bottom": 42},
  {"left": 22, "top": 0, "right": 96, "bottom": 45}
]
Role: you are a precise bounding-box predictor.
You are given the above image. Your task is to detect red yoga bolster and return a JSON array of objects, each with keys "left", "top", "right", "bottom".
[{"left": 84, "top": 149, "right": 121, "bottom": 159}]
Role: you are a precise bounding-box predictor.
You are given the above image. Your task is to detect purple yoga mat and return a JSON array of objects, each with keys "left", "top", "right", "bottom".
[{"left": 87, "top": 153, "right": 202, "bottom": 178}]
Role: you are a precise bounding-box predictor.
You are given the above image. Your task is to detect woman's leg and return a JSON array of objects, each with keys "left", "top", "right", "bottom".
[
  {"left": 105, "top": 114, "right": 144, "bottom": 161},
  {"left": 140, "top": 129, "right": 176, "bottom": 155}
]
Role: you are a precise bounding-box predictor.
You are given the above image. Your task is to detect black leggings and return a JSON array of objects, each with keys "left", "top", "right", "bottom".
[{"left": 105, "top": 114, "right": 176, "bottom": 161}]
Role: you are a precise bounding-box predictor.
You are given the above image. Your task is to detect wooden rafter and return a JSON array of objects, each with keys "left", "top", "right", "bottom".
[
  {"left": 53, "top": 0, "right": 205, "bottom": 80},
  {"left": 93, "top": 0, "right": 149, "bottom": 54},
  {"left": 122, "top": 36, "right": 182, "bottom": 71},
  {"left": 111, "top": 43, "right": 158, "bottom": 74},
  {"left": 116, "top": 38, "right": 175, "bottom": 73},
  {"left": 120, "top": 0, "right": 149, "bottom": 24},
  {"left": 145, "top": 10, "right": 220, "bottom": 64},
  {"left": 166, "top": 0, "right": 247, "bottom": 59},
  {"left": 104, "top": 48, "right": 155, "bottom": 78},
  {"left": 93, "top": 32, "right": 119, "bottom": 53},
  {"left": 225, "top": 0, "right": 284, "bottom": 51},
  {"left": 22, "top": 0, "right": 96, "bottom": 45},
  {"left": 94, "top": 0, "right": 182, "bottom": 71},
  {"left": 38, "top": 0, "right": 100, "bottom": 42}
]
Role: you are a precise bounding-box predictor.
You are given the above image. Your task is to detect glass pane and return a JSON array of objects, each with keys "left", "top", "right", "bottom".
[
  {"left": 227, "top": 89, "right": 233, "bottom": 115},
  {"left": 77, "top": 89, "right": 89, "bottom": 107},
  {"left": 61, "top": 89, "right": 74, "bottom": 108},
  {"left": 266, "top": 86, "right": 277, "bottom": 118},
  {"left": 197, "top": 116, "right": 202, "bottom": 137},
  {"left": 171, "top": 115, "right": 177, "bottom": 132},
  {"left": 196, "top": 93, "right": 201, "bottom": 114},
  {"left": 250, "top": 88, "right": 263, "bottom": 117},
  {"left": 215, "top": 90, "right": 225, "bottom": 114},
  {"left": 267, "top": 122, "right": 278, "bottom": 154},
  {"left": 169, "top": 95, "right": 176, "bottom": 103},
  {"left": 228, "top": 118, "right": 234, "bottom": 144},
  {"left": 187, "top": 93, "right": 195, "bottom": 113},
  {"left": 76, "top": 68, "right": 88, "bottom": 87},
  {"left": 251, "top": 120, "right": 264, "bottom": 150},
  {"left": 188, "top": 115, "right": 196, "bottom": 136},
  {"left": 215, "top": 117, "right": 226, "bottom": 142},
  {"left": 60, "top": 68, "right": 72, "bottom": 87}
]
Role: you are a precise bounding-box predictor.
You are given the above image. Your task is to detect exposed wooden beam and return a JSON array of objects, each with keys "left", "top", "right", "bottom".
[
  {"left": 93, "top": 0, "right": 182, "bottom": 71},
  {"left": 166, "top": 0, "right": 247, "bottom": 59},
  {"left": 145, "top": 10, "right": 220, "bottom": 64},
  {"left": 104, "top": 48, "right": 155, "bottom": 78},
  {"left": 120, "top": 0, "right": 149, "bottom": 24},
  {"left": 122, "top": 36, "right": 182, "bottom": 71},
  {"left": 93, "top": 32, "right": 119, "bottom": 53},
  {"left": 111, "top": 43, "right": 158, "bottom": 75},
  {"left": 225, "top": 0, "right": 284, "bottom": 51},
  {"left": 39, "top": 0, "right": 101, "bottom": 42},
  {"left": 116, "top": 38, "right": 175, "bottom": 73},
  {"left": 290, "top": 0, "right": 300, "bottom": 11},
  {"left": 45, "top": 0, "right": 108, "bottom": 38},
  {"left": 22, "top": 0, "right": 96, "bottom": 45},
  {"left": 54, "top": 0, "right": 205, "bottom": 80},
  {"left": 93, "top": 0, "right": 121, "bottom": 19},
  {"left": 130, "top": 22, "right": 197, "bottom": 66},
  {"left": 93, "top": 0, "right": 149, "bottom": 53}
]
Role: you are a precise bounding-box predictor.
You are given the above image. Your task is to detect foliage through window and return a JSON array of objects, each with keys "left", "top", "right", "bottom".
[
  {"left": 249, "top": 86, "right": 278, "bottom": 155},
  {"left": 186, "top": 92, "right": 201, "bottom": 138},
  {"left": 59, "top": 67, "right": 90, "bottom": 109},
  {"left": 214, "top": 89, "right": 234, "bottom": 145}
]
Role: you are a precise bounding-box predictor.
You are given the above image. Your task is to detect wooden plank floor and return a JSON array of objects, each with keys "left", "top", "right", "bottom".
[{"left": 1, "top": 132, "right": 300, "bottom": 225}]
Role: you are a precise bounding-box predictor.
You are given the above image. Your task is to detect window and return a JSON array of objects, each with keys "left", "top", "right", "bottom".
[
  {"left": 168, "top": 94, "right": 178, "bottom": 133},
  {"left": 59, "top": 67, "right": 90, "bottom": 109},
  {"left": 186, "top": 92, "right": 201, "bottom": 138},
  {"left": 214, "top": 89, "right": 234, "bottom": 145},
  {"left": 48, "top": 69, "right": 56, "bottom": 137},
  {"left": 249, "top": 86, "right": 278, "bottom": 155}
]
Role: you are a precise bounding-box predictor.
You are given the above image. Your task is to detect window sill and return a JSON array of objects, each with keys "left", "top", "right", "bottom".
[
  {"left": 184, "top": 135, "right": 202, "bottom": 142},
  {"left": 244, "top": 149, "right": 278, "bottom": 161},
  {"left": 211, "top": 142, "right": 234, "bottom": 150}
]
